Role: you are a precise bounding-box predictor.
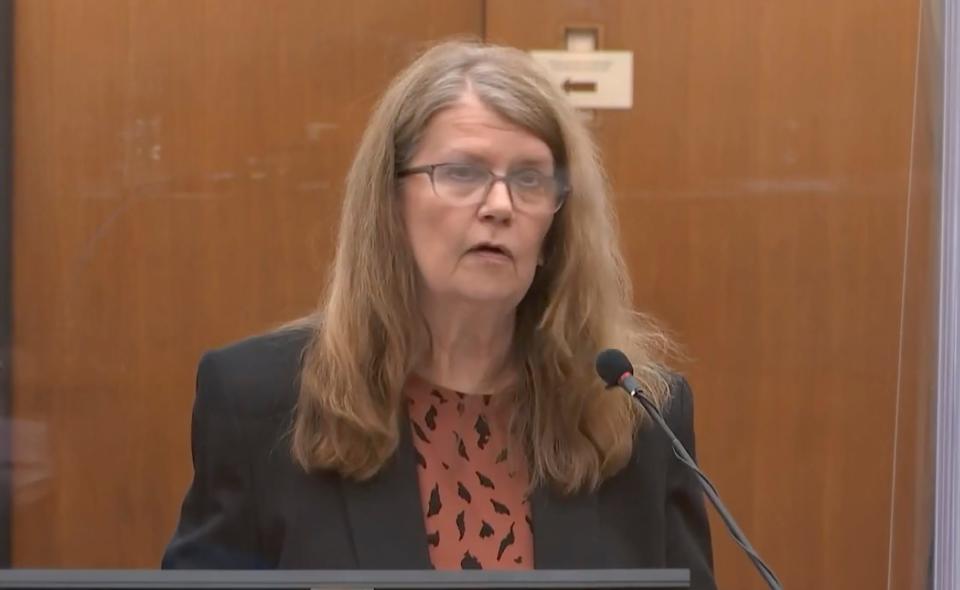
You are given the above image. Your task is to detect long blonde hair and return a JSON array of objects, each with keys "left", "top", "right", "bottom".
[{"left": 291, "top": 40, "right": 675, "bottom": 494}]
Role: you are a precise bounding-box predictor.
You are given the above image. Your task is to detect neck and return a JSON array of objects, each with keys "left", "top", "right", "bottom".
[{"left": 417, "top": 297, "right": 517, "bottom": 395}]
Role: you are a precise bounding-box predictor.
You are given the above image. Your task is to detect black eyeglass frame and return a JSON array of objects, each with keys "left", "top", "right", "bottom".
[{"left": 397, "top": 163, "right": 570, "bottom": 213}]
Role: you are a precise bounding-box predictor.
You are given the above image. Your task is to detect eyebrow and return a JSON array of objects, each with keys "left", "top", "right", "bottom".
[{"left": 438, "top": 149, "right": 554, "bottom": 170}]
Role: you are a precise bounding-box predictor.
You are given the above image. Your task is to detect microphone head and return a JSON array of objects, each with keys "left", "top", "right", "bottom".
[{"left": 595, "top": 348, "right": 634, "bottom": 387}]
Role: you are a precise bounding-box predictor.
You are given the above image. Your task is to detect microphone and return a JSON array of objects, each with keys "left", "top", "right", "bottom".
[{"left": 595, "top": 348, "right": 783, "bottom": 590}]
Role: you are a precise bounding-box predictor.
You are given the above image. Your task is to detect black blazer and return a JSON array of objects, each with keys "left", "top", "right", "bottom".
[{"left": 162, "top": 329, "right": 716, "bottom": 589}]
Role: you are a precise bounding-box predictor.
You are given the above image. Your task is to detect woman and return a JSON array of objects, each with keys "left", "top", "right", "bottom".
[{"left": 162, "top": 40, "right": 715, "bottom": 588}]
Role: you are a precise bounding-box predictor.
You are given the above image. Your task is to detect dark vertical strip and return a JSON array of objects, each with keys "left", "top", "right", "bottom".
[
  {"left": 480, "top": 0, "right": 487, "bottom": 42},
  {"left": 0, "top": 0, "right": 13, "bottom": 570}
]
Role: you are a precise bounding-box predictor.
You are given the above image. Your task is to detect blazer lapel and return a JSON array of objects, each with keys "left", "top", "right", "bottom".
[
  {"left": 530, "top": 483, "right": 605, "bottom": 568},
  {"left": 340, "top": 417, "right": 432, "bottom": 569}
]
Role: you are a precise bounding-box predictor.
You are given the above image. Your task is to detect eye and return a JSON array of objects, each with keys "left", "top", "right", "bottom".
[
  {"left": 511, "top": 169, "right": 547, "bottom": 189},
  {"left": 439, "top": 164, "right": 486, "bottom": 183}
]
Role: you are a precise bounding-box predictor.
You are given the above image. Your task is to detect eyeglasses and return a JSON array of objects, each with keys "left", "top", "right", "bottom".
[{"left": 397, "top": 163, "right": 568, "bottom": 214}]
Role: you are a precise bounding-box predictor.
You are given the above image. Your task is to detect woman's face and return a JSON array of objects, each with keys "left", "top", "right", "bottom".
[{"left": 399, "top": 93, "right": 558, "bottom": 310}]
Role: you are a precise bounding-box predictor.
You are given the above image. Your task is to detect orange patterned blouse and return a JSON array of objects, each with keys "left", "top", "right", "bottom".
[{"left": 404, "top": 374, "right": 535, "bottom": 570}]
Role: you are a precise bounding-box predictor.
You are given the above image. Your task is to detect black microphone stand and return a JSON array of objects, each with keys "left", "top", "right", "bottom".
[{"left": 628, "top": 385, "right": 784, "bottom": 590}]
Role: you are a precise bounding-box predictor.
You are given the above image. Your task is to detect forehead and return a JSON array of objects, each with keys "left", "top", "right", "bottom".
[{"left": 414, "top": 93, "right": 554, "bottom": 165}]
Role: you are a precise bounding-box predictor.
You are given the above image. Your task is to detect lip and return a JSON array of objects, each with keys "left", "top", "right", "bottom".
[{"left": 465, "top": 241, "right": 514, "bottom": 260}]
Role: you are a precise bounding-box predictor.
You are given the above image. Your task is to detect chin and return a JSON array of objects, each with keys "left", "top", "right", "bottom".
[{"left": 456, "top": 284, "right": 527, "bottom": 306}]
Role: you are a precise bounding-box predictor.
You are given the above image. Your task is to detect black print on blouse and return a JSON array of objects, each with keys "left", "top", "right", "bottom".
[
  {"left": 497, "top": 522, "right": 516, "bottom": 561},
  {"left": 427, "top": 484, "right": 441, "bottom": 517},
  {"left": 425, "top": 405, "right": 438, "bottom": 430},
  {"left": 495, "top": 448, "right": 508, "bottom": 464},
  {"left": 461, "top": 551, "right": 482, "bottom": 569},
  {"left": 412, "top": 421, "right": 430, "bottom": 444},
  {"left": 457, "top": 482, "right": 472, "bottom": 503},
  {"left": 490, "top": 499, "right": 511, "bottom": 515},
  {"left": 514, "top": 556, "right": 523, "bottom": 564},
  {"left": 479, "top": 520, "right": 494, "bottom": 538},
  {"left": 427, "top": 530, "right": 440, "bottom": 547},
  {"left": 474, "top": 415, "right": 491, "bottom": 449},
  {"left": 456, "top": 510, "right": 466, "bottom": 541},
  {"left": 476, "top": 471, "right": 495, "bottom": 490},
  {"left": 441, "top": 461, "right": 450, "bottom": 470},
  {"left": 430, "top": 389, "right": 447, "bottom": 404},
  {"left": 457, "top": 435, "right": 470, "bottom": 461},
  {"left": 414, "top": 449, "right": 426, "bottom": 469},
  {"left": 525, "top": 515, "right": 533, "bottom": 530}
]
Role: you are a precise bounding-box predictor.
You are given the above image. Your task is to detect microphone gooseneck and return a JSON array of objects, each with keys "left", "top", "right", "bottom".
[{"left": 595, "top": 348, "right": 783, "bottom": 590}]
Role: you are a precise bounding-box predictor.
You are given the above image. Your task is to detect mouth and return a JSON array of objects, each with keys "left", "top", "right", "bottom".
[{"left": 466, "top": 242, "right": 514, "bottom": 260}]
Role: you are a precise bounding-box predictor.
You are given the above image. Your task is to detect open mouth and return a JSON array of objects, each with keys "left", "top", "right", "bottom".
[{"left": 467, "top": 243, "right": 513, "bottom": 259}]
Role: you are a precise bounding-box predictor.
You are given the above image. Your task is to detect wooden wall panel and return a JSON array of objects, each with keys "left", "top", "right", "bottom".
[
  {"left": 11, "top": 0, "right": 938, "bottom": 582},
  {"left": 11, "top": 0, "right": 483, "bottom": 566},
  {"left": 486, "top": 1, "right": 934, "bottom": 589}
]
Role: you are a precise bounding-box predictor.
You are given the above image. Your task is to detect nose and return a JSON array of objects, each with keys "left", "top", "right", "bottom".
[{"left": 477, "top": 177, "right": 514, "bottom": 224}]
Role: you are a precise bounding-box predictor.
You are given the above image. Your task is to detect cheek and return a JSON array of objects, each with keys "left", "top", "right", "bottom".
[
  {"left": 402, "top": 191, "right": 463, "bottom": 271},
  {"left": 518, "top": 218, "right": 554, "bottom": 265}
]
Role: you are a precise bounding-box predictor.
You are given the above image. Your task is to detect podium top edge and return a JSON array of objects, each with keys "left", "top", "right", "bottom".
[{"left": 0, "top": 568, "right": 690, "bottom": 588}]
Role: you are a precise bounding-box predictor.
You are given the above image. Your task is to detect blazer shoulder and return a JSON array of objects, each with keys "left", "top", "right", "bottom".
[
  {"left": 660, "top": 371, "right": 696, "bottom": 438},
  {"left": 199, "top": 326, "right": 314, "bottom": 418},
  {"left": 664, "top": 371, "right": 694, "bottom": 413}
]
